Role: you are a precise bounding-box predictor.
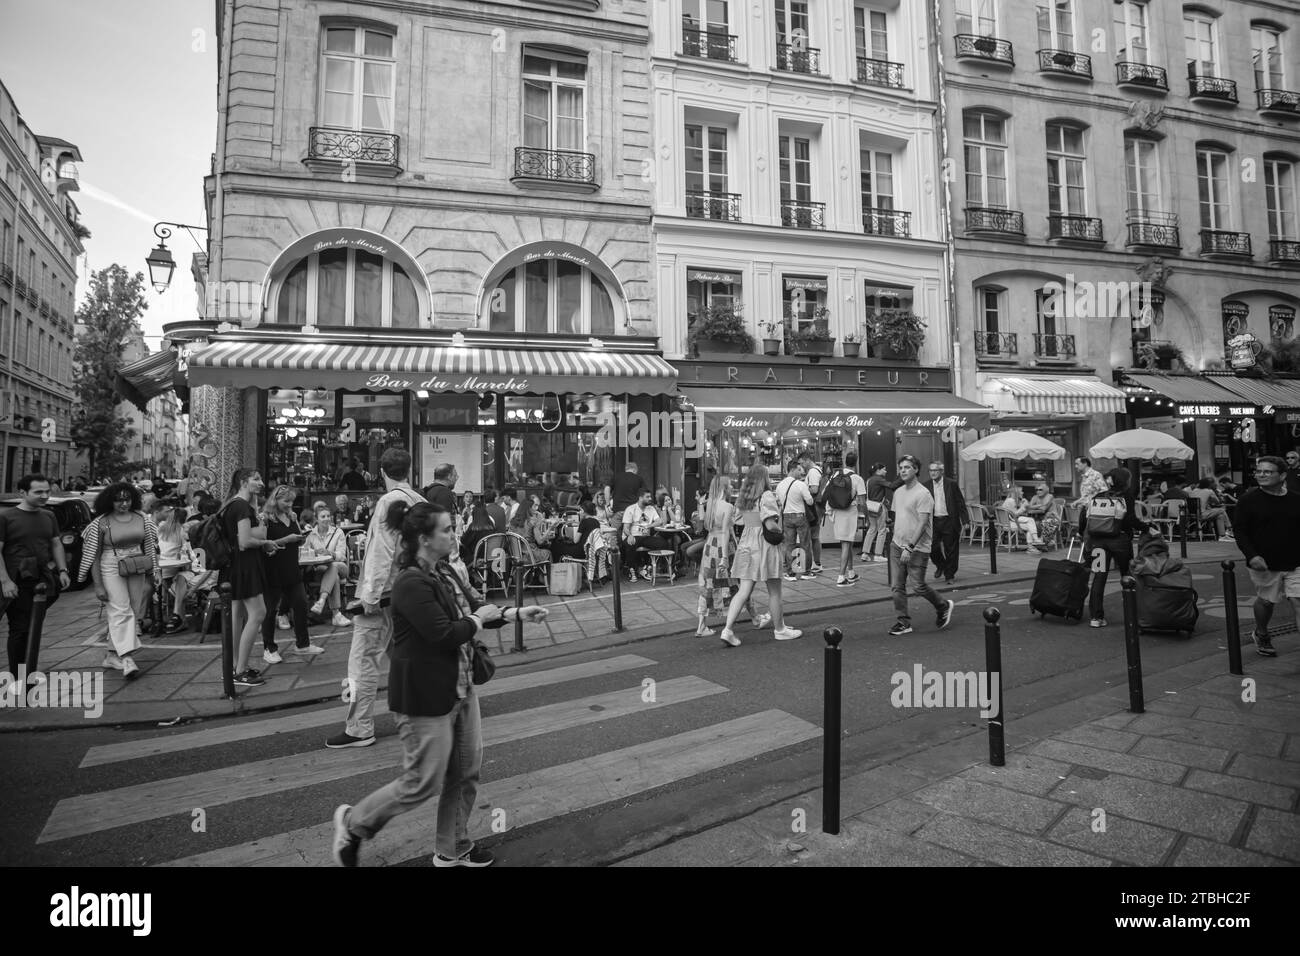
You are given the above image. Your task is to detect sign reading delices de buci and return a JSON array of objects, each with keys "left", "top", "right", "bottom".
[{"left": 719, "top": 413, "right": 974, "bottom": 430}]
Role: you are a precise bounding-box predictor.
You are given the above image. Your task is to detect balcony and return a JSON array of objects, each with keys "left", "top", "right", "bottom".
[
  {"left": 39, "top": 299, "right": 50, "bottom": 318},
  {"left": 1268, "top": 239, "right": 1300, "bottom": 264},
  {"left": 779, "top": 199, "right": 825, "bottom": 230},
  {"left": 25, "top": 285, "right": 37, "bottom": 306},
  {"left": 511, "top": 147, "right": 599, "bottom": 192},
  {"left": 1116, "top": 61, "right": 1168, "bottom": 92},
  {"left": 1188, "top": 74, "right": 1238, "bottom": 105},
  {"left": 682, "top": 25, "right": 738, "bottom": 62},
  {"left": 1200, "top": 230, "right": 1252, "bottom": 259},
  {"left": 1034, "top": 333, "right": 1076, "bottom": 360},
  {"left": 863, "top": 207, "right": 912, "bottom": 238},
  {"left": 1047, "top": 214, "right": 1104, "bottom": 244},
  {"left": 1037, "top": 49, "right": 1092, "bottom": 80},
  {"left": 974, "top": 331, "right": 1019, "bottom": 359},
  {"left": 304, "top": 127, "right": 401, "bottom": 177},
  {"left": 686, "top": 189, "right": 742, "bottom": 222},
  {"left": 856, "top": 56, "right": 905, "bottom": 89},
  {"left": 1126, "top": 212, "right": 1181, "bottom": 251},
  {"left": 0, "top": 263, "right": 11, "bottom": 286},
  {"left": 954, "top": 34, "right": 1014, "bottom": 67},
  {"left": 775, "top": 42, "right": 821, "bottom": 74},
  {"left": 1258, "top": 88, "right": 1300, "bottom": 118},
  {"left": 14, "top": 276, "right": 26, "bottom": 298},
  {"left": 965, "top": 206, "right": 1025, "bottom": 238}
]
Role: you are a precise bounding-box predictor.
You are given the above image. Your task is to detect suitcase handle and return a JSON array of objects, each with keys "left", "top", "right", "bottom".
[{"left": 1065, "top": 535, "right": 1085, "bottom": 563}]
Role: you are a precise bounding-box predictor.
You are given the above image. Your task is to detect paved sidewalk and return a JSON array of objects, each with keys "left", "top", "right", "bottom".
[{"left": 0, "top": 539, "right": 1244, "bottom": 728}]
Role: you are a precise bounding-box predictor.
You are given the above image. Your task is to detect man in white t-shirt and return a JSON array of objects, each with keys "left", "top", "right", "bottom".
[
  {"left": 798, "top": 452, "right": 825, "bottom": 573},
  {"left": 822, "top": 451, "right": 868, "bottom": 587},
  {"left": 888, "top": 455, "right": 954, "bottom": 636},
  {"left": 776, "top": 462, "right": 816, "bottom": 581}
]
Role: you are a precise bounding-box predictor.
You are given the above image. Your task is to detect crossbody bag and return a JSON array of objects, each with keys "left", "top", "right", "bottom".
[{"left": 105, "top": 516, "right": 153, "bottom": 576}]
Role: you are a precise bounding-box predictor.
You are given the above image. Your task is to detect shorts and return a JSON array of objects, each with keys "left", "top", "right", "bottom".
[{"left": 1248, "top": 567, "right": 1300, "bottom": 603}]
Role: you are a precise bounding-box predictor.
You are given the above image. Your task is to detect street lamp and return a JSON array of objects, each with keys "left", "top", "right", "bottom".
[{"left": 145, "top": 221, "right": 208, "bottom": 293}]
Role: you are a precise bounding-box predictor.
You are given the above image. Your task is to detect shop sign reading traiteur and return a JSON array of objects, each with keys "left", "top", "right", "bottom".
[
  {"left": 1176, "top": 403, "right": 1261, "bottom": 418},
  {"left": 676, "top": 360, "right": 951, "bottom": 391}
]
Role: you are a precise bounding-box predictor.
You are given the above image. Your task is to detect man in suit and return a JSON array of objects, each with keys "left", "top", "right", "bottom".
[{"left": 924, "top": 461, "right": 967, "bottom": 584}]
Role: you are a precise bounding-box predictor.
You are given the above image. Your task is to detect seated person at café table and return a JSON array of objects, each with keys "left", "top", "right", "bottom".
[
  {"left": 551, "top": 500, "right": 602, "bottom": 562},
  {"left": 153, "top": 499, "right": 216, "bottom": 633},
  {"left": 1024, "top": 482, "right": 1059, "bottom": 554},
  {"left": 333, "top": 494, "right": 353, "bottom": 526},
  {"left": 459, "top": 502, "right": 499, "bottom": 568},
  {"left": 1189, "top": 478, "right": 1234, "bottom": 539},
  {"left": 622, "top": 489, "right": 670, "bottom": 581},
  {"left": 304, "top": 505, "right": 354, "bottom": 627},
  {"left": 508, "top": 499, "right": 552, "bottom": 565},
  {"left": 999, "top": 486, "right": 1045, "bottom": 552}
]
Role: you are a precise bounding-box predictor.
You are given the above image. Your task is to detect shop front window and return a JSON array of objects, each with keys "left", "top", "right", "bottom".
[
  {"left": 265, "top": 389, "right": 337, "bottom": 491},
  {"left": 339, "top": 392, "right": 407, "bottom": 487},
  {"left": 782, "top": 276, "right": 828, "bottom": 332},
  {"left": 497, "top": 394, "right": 618, "bottom": 499}
]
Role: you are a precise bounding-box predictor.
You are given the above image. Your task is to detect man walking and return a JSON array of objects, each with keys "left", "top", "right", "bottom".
[
  {"left": 326, "top": 448, "right": 424, "bottom": 749},
  {"left": 422, "top": 463, "right": 458, "bottom": 511},
  {"left": 0, "top": 474, "right": 71, "bottom": 675},
  {"left": 821, "top": 451, "right": 867, "bottom": 587},
  {"left": 924, "top": 461, "right": 967, "bottom": 584},
  {"left": 1072, "top": 456, "right": 1107, "bottom": 507},
  {"left": 776, "top": 462, "right": 816, "bottom": 581},
  {"left": 1233, "top": 455, "right": 1300, "bottom": 656},
  {"left": 888, "top": 456, "right": 954, "bottom": 636},
  {"left": 798, "top": 451, "right": 824, "bottom": 574}
]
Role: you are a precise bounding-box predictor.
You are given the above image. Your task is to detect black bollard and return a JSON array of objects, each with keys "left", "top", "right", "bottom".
[
  {"left": 1179, "top": 511, "right": 1188, "bottom": 560},
  {"left": 513, "top": 564, "right": 526, "bottom": 653},
  {"left": 219, "top": 583, "right": 236, "bottom": 700},
  {"left": 610, "top": 547, "right": 624, "bottom": 632},
  {"left": 1120, "top": 576, "right": 1145, "bottom": 713},
  {"left": 822, "top": 626, "right": 843, "bottom": 834},
  {"left": 1222, "top": 560, "right": 1243, "bottom": 676},
  {"left": 151, "top": 576, "right": 166, "bottom": 637},
  {"left": 987, "top": 516, "right": 998, "bottom": 574},
  {"left": 982, "top": 607, "right": 1005, "bottom": 766},
  {"left": 884, "top": 526, "right": 894, "bottom": 587},
  {"left": 24, "top": 583, "right": 49, "bottom": 682}
]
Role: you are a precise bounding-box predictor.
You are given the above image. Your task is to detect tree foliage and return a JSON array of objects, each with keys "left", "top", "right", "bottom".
[{"left": 71, "top": 264, "right": 147, "bottom": 479}]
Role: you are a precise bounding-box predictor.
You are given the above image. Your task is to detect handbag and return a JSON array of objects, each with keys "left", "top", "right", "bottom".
[
  {"left": 469, "top": 639, "right": 496, "bottom": 685},
  {"left": 866, "top": 499, "right": 884, "bottom": 515},
  {"left": 105, "top": 518, "right": 153, "bottom": 577},
  {"left": 762, "top": 487, "right": 789, "bottom": 546}
]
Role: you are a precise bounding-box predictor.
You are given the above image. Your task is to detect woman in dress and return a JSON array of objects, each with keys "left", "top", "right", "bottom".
[
  {"left": 220, "top": 468, "right": 275, "bottom": 686},
  {"left": 999, "top": 484, "right": 1042, "bottom": 549},
  {"left": 508, "top": 499, "right": 551, "bottom": 565},
  {"left": 718, "top": 465, "right": 803, "bottom": 646}
]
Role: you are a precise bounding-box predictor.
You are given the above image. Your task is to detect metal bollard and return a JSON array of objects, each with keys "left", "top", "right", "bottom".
[
  {"left": 219, "top": 583, "right": 236, "bottom": 700},
  {"left": 1120, "top": 576, "right": 1145, "bottom": 713},
  {"left": 982, "top": 607, "right": 1005, "bottom": 767},
  {"left": 1179, "top": 512, "right": 1188, "bottom": 560},
  {"left": 513, "top": 564, "right": 526, "bottom": 653},
  {"left": 884, "top": 526, "right": 894, "bottom": 587},
  {"left": 610, "top": 547, "right": 624, "bottom": 632},
  {"left": 24, "top": 583, "right": 49, "bottom": 681},
  {"left": 822, "top": 626, "right": 843, "bottom": 834},
  {"left": 1222, "top": 560, "right": 1243, "bottom": 676},
  {"left": 987, "top": 516, "right": 998, "bottom": 574}
]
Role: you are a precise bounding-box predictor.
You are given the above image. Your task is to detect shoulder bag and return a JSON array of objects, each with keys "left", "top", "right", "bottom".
[
  {"left": 763, "top": 490, "right": 786, "bottom": 546},
  {"left": 439, "top": 564, "right": 502, "bottom": 685},
  {"left": 105, "top": 516, "right": 153, "bottom": 576}
]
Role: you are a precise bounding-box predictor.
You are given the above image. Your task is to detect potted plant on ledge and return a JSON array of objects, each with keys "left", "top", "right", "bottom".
[
  {"left": 786, "top": 307, "right": 836, "bottom": 357},
  {"left": 864, "top": 309, "right": 926, "bottom": 361},
  {"left": 842, "top": 331, "right": 862, "bottom": 358},
  {"left": 691, "top": 304, "right": 754, "bottom": 356},
  {"left": 761, "top": 321, "right": 783, "bottom": 356}
]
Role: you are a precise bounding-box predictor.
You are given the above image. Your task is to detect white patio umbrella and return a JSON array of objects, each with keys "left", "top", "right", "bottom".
[
  {"left": 1089, "top": 429, "right": 1193, "bottom": 461},
  {"left": 960, "top": 430, "right": 1067, "bottom": 462}
]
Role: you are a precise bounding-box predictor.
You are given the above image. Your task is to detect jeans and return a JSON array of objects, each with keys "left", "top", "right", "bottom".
[
  {"left": 347, "top": 696, "right": 483, "bottom": 859},
  {"left": 890, "top": 544, "right": 945, "bottom": 625},
  {"left": 781, "top": 513, "right": 812, "bottom": 573},
  {"left": 861, "top": 508, "right": 886, "bottom": 557},
  {"left": 2, "top": 579, "right": 61, "bottom": 673},
  {"left": 262, "top": 580, "right": 311, "bottom": 651},
  {"left": 1087, "top": 539, "right": 1132, "bottom": 619},
  {"left": 345, "top": 608, "right": 392, "bottom": 739},
  {"left": 622, "top": 534, "right": 669, "bottom": 570}
]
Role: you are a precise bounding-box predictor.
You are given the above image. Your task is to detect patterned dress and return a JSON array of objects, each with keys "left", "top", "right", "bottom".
[{"left": 731, "top": 491, "right": 784, "bottom": 581}]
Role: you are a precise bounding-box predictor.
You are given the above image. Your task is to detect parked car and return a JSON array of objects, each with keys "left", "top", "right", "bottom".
[{"left": 0, "top": 496, "right": 95, "bottom": 590}]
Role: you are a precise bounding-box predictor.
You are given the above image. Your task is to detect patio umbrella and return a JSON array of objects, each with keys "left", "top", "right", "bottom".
[
  {"left": 1089, "top": 429, "right": 1193, "bottom": 461},
  {"left": 960, "top": 430, "right": 1067, "bottom": 461}
]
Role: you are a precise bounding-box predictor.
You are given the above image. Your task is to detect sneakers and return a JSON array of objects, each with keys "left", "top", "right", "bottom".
[
  {"left": 752, "top": 612, "right": 772, "bottom": 629},
  {"left": 718, "top": 628, "right": 741, "bottom": 647},
  {"left": 1221, "top": 532, "right": 1235, "bottom": 541},
  {"left": 1252, "top": 630, "right": 1277, "bottom": 657},
  {"left": 332, "top": 805, "right": 361, "bottom": 867},
  {"left": 232, "top": 669, "right": 266, "bottom": 686},
  {"left": 694, "top": 626, "right": 716, "bottom": 638},
  {"left": 936, "top": 600, "right": 955, "bottom": 630},
  {"left": 102, "top": 652, "right": 123, "bottom": 671},
  {"left": 326, "top": 731, "right": 376, "bottom": 749},
  {"left": 859, "top": 553, "right": 876, "bottom": 563},
  {"left": 783, "top": 572, "right": 799, "bottom": 582},
  {"left": 432, "top": 845, "right": 495, "bottom": 868},
  {"left": 846, "top": 572, "right": 860, "bottom": 583},
  {"left": 888, "top": 622, "right": 913, "bottom": 636},
  {"left": 1090, "top": 618, "right": 1107, "bottom": 628},
  {"left": 800, "top": 572, "right": 819, "bottom": 580},
  {"left": 311, "top": 598, "right": 327, "bottom": 616},
  {"left": 276, "top": 615, "right": 291, "bottom": 631},
  {"left": 1027, "top": 547, "right": 1043, "bottom": 556},
  {"left": 121, "top": 655, "right": 140, "bottom": 679},
  {"left": 808, "top": 564, "right": 824, "bottom": 574},
  {"left": 836, "top": 575, "right": 855, "bottom": 587},
  {"left": 262, "top": 648, "right": 283, "bottom": 664},
  {"left": 331, "top": 611, "right": 351, "bottom": 627},
  {"left": 290, "top": 643, "right": 325, "bottom": 656},
  {"left": 773, "top": 626, "right": 803, "bottom": 641}
]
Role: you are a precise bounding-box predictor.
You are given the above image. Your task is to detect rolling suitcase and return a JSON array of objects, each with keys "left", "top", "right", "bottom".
[{"left": 1029, "top": 538, "right": 1090, "bottom": 622}]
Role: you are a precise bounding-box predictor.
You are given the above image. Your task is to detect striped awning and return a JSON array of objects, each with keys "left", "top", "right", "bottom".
[
  {"left": 114, "top": 350, "right": 182, "bottom": 411},
  {"left": 187, "top": 339, "right": 678, "bottom": 395},
  {"left": 1206, "top": 375, "right": 1300, "bottom": 409},
  {"left": 1121, "top": 373, "right": 1242, "bottom": 404},
  {"left": 982, "top": 376, "right": 1126, "bottom": 414}
]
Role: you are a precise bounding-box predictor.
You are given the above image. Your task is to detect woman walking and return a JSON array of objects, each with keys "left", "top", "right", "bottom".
[
  {"left": 79, "top": 483, "right": 160, "bottom": 678},
  {"left": 221, "top": 468, "right": 274, "bottom": 686},
  {"left": 861, "top": 463, "right": 891, "bottom": 561},
  {"left": 260, "top": 485, "right": 325, "bottom": 663},
  {"left": 718, "top": 466, "right": 802, "bottom": 646},
  {"left": 331, "top": 502, "right": 548, "bottom": 867}
]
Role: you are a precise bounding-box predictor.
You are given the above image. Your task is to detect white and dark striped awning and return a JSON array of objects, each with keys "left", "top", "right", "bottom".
[
  {"left": 983, "top": 376, "right": 1126, "bottom": 415},
  {"left": 114, "top": 349, "right": 183, "bottom": 411},
  {"left": 187, "top": 339, "right": 678, "bottom": 396}
]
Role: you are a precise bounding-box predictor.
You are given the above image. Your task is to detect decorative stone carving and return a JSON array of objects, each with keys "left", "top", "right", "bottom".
[
  {"left": 1135, "top": 257, "right": 1174, "bottom": 286},
  {"left": 1126, "top": 100, "right": 1166, "bottom": 131}
]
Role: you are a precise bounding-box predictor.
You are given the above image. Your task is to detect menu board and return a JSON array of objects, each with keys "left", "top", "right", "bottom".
[{"left": 419, "top": 432, "right": 483, "bottom": 494}]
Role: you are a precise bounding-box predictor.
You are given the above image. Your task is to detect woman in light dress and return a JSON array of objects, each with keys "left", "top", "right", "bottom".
[
  {"left": 718, "top": 465, "right": 803, "bottom": 647},
  {"left": 693, "top": 476, "right": 769, "bottom": 637}
]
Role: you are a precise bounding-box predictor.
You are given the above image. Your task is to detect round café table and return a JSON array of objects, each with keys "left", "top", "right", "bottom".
[{"left": 299, "top": 554, "right": 335, "bottom": 568}]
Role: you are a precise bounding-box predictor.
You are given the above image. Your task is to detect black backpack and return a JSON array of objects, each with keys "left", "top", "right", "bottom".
[
  {"left": 196, "top": 503, "right": 234, "bottom": 571},
  {"left": 819, "top": 469, "right": 856, "bottom": 511}
]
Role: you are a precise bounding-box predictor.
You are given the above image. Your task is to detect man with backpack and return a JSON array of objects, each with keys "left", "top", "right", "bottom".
[
  {"left": 1079, "top": 466, "right": 1141, "bottom": 628},
  {"left": 797, "top": 452, "right": 824, "bottom": 574},
  {"left": 820, "top": 451, "right": 867, "bottom": 587}
]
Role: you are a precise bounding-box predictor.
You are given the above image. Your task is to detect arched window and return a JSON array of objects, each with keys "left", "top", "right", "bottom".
[
  {"left": 272, "top": 249, "right": 420, "bottom": 327},
  {"left": 485, "top": 260, "right": 617, "bottom": 335}
]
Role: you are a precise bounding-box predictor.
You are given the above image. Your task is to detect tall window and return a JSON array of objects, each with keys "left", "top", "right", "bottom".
[
  {"left": 522, "top": 49, "right": 587, "bottom": 152},
  {"left": 1114, "top": 1, "right": 1150, "bottom": 63},
  {"left": 686, "top": 270, "right": 741, "bottom": 321},
  {"left": 1265, "top": 158, "right": 1297, "bottom": 240},
  {"left": 1196, "top": 148, "right": 1232, "bottom": 229},
  {"left": 1046, "top": 123, "right": 1087, "bottom": 215},
  {"left": 487, "top": 262, "right": 616, "bottom": 335},
  {"left": 273, "top": 251, "right": 420, "bottom": 327},
  {"left": 860, "top": 147, "right": 894, "bottom": 210},
  {"left": 683, "top": 0, "right": 731, "bottom": 57},
  {"left": 1037, "top": 0, "right": 1075, "bottom": 51},
  {"left": 685, "top": 123, "right": 729, "bottom": 200},
  {"left": 1184, "top": 12, "right": 1219, "bottom": 78},
  {"left": 855, "top": 7, "right": 889, "bottom": 60},
  {"left": 977, "top": 287, "right": 1003, "bottom": 334},
  {"left": 964, "top": 112, "right": 1008, "bottom": 207},
  {"left": 321, "top": 26, "right": 395, "bottom": 131},
  {"left": 1125, "top": 137, "right": 1162, "bottom": 216},
  {"left": 1036, "top": 287, "right": 1068, "bottom": 356},
  {"left": 956, "top": 0, "right": 997, "bottom": 36},
  {"left": 775, "top": 0, "right": 810, "bottom": 48},
  {"left": 779, "top": 135, "right": 812, "bottom": 203},
  {"left": 783, "top": 278, "right": 827, "bottom": 332},
  {"left": 1252, "top": 26, "right": 1285, "bottom": 92}
]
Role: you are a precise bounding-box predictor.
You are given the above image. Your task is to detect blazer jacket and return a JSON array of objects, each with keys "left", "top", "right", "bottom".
[{"left": 922, "top": 478, "right": 968, "bottom": 526}]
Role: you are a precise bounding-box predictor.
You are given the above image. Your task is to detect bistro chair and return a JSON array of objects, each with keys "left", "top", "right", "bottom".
[
  {"left": 964, "top": 504, "right": 988, "bottom": 546},
  {"left": 992, "top": 507, "right": 1025, "bottom": 552},
  {"left": 471, "top": 533, "right": 511, "bottom": 597},
  {"left": 1060, "top": 503, "right": 1082, "bottom": 552},
  {"left": 1154, "top": 499, "right": 1182, "bottom": 542},
  {"left": 646, "top": 549, "right": 676, "bottom": 586},
  {"left": 506, "top": 531, "right": 551, "bottom": 591}
]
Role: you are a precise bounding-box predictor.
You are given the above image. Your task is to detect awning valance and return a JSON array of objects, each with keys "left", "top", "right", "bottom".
[
  {"left": 680, "top": 386, "right": 990, "bottom": 431},
  {"left": 1121, "top": 373, "right": 1242, "bottom": 404},
  {"left": 187, "top": 340, "right": 678, "bottom": 396},
  {"left": 982, "top": 376, "right": 1125, "bottom": 414},
  {"left": 1205, "top": 375, "right": 1300, "bottom": 409},
  {"left": 114, "top": 350, "right": 181, "bottom": 411}
]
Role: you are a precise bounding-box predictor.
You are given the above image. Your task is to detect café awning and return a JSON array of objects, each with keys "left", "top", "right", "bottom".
[
  {"left": 1205, "top": 375, "right": 1300, "bottom": 409},
  {"left": 114, "top": 350, "right": 182, "bottom": 411},
  {"left": 1120, "top": 372, "right": 1242, "bottom": 404},
  {"left": 981, "top": 376, "right": 1126, "bottom": 414},
  {"left": 187, "top": 339, "right": 678, "bottom": 395},
  {"left": 680, "top": 386, "right": 990, "bottom": 431}
]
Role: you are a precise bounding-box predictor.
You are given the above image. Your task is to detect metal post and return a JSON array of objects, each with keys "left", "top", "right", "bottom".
[
  {"left": 512, "top": 564, "right": 525, "bottom": 653},
  {"left": 1120, "top": 576, "right": 1144, "bottom": 713},
  {"left": 1222, "top": 560, "right": 1243, "bottom": 676},
  {"left": 987, "top": 515, "right": 998, "bottom": 574},
  {"left": 219, "top": 583, "right": 236, "bottom": 699},
  {"left": 822, "top": 626, "right": 842, "bottom": 834},
  {"left": 152, "top": 576, "right": 167, "bottom": 637},
  {"left": 884, "top": 526, "right": 894, "bottom": 587},
  {"left": 982, "top": 607, "right": 1004, "bottom": 766},
  {"left": 610, "top": 547, "right": 624, "bottom": 632},
  {"left": 24, "top": 582, "right": 49, "bottom": 680},
  {"left": 1179, "top": 511, "right": 1188, "bottom": 560}
]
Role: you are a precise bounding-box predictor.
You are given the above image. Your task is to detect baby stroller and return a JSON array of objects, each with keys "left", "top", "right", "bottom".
[{"left": 1131, "top": 529, "right": 1199, "bottom": 636}]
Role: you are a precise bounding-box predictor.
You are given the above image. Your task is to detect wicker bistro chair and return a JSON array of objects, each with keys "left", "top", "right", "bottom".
[
  {"left": 507, "top": 531, "right": 552, "bottom": 591},
  {"left": 1152, "top": 499, "right": 1181, "bottom": 542},
  {"left": 470, "top": 532, "right": 512, "bottom": 597},
  {"left": 965, "top": 504, "right": 989, "bottom": 546},
  {"left": 993, "top": 507, "right": 1026, "bottom": 552}
]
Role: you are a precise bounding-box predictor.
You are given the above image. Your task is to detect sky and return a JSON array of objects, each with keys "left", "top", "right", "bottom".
[{"left": 0, "top": 0, "right": 216, "bottom": 348}]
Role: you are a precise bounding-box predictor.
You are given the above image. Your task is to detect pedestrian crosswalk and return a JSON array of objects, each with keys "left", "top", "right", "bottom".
[{"left": 37, "top": 653, "right": 822, "bottom": 865}]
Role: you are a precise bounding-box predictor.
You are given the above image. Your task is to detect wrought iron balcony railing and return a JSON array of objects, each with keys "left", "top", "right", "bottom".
[
  {"left": 0, "top": 263, "right": 11, "bottom": 286},
  {"left": 856, "top": 56, "right": 905, "bottom": 89},
  {"left": 39, "top": 298, "right": 50, "bottom": 318},
  {"left": 974, "top": 331, "right": 1018, "bottom": 357},
  {"left": 954, "top": 34, "right": 1014, "bottom": 66},
  {"left": 1037, "top": 49, "right": 1092, "bottom": 79},
  {"left": 25, "top": 285, "right": 37, "bottom": 305},
  {"left": 775, "top": 42, "right": 821, "bottom": 74},
  {"left": 1257, "top": 88, "right": 1300, "bottom": 115},
  {"left": 1047, "top": 214, "right": 1104, "bottom": 243},
  {"left": 1200, "top": 229, "right": 1252, "bottom": 258},
  {"left": 965, "top": 206, "right": 1025, "bottom": 236},
  {"left": 685, "top": 189, "right": 742, "bottom": 222},
  {"left": 1188, "top": 74, "right": 1238, "bottom": 104},
  {"left": 863, "top": 207, "right": 912, "bottom": 238},
  {"left": 1116, "top": 61, "right": 1168, "bottom": 91},
  {"left": 682, "top": 25, "right": 738, "bottom": 62},
  {"left": 780, "top": 199, "right": 826, "bottom": 229},
  {"left": 307, "top": 127, "right": 401, "bottom": 170},
  {"left": 512, "top": 147, "right": 598, "bottom": 187},
  {"left": 13, "top": 276, "right": 26, "bottom": 297},
  {"left": 1269, "top": 239, "right": 1300, "bottom": 263},
  {"left": 1034, "top": 333, "right": 1076, "bottom": 359},
  {"left": 1126, "top": 211, "right": 1180, "bottom": 249}
]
